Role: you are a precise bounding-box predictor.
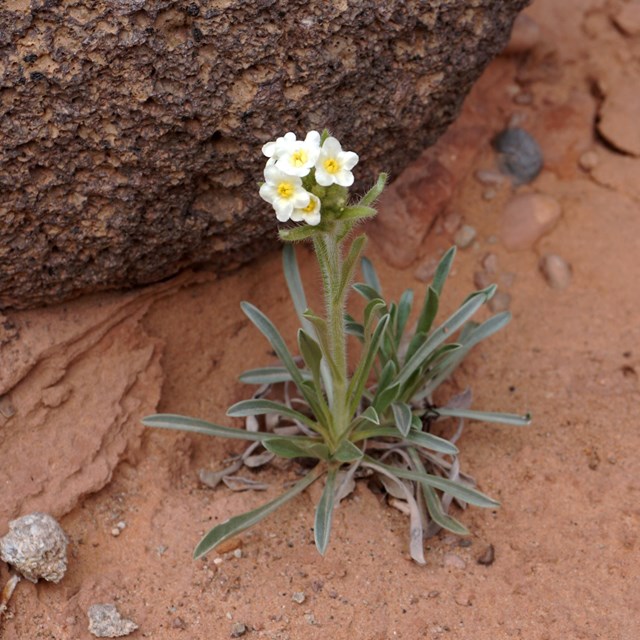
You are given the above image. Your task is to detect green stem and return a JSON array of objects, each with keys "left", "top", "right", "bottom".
[{"left": 314, "top": 226, "right": 350, "bottom": 448}]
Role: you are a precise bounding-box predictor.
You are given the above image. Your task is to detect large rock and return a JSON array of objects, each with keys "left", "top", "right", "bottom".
[{"left": 0, "top": 0, "right": 528, "bottom": 310}]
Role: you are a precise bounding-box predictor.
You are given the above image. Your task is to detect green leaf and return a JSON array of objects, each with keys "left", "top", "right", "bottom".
[
  {"left": 263, "top": 437, "right": 330, "bottom": 460},
  {"left": 435, "top": 407, "right": 532, "bottom": 426},
  {"left": 403, "top": 331, "right": 427, "bottom": 365},
  {"left": 332, "top": 439, "right": 364, "bottom": 462},
  {"left": 303, "top": 310, "right": 339, "bottom": 377},
  {"left": 351, "top": 426, "right": 458, "bottom": 455},
  {"left": 364, "top": 457, "right": 499, "bottom": 508},
  {"left": 363, "top": 298, "right": 386, "bottom": 332},
  {"left": 407, "top": 449, "right": 469, "bottom": 535},
  {"left": 193, "top": 466, "right": 322, "bottom": 559},
  {"left": 339, "top": 205, "right": 377, "bottom": 221},
  {"left": 239, "top": 367, "right": 310, "bottom": 385},
  {"left": 432, "top": 246, "right": 456, "bottom": 296},
  {"left": 415, "top": 287, "right": 439, "bottom": 337},
  {"left": 241, "top": 302, "right": 305, "bottom": 391},
  {"left": 336, "top": 235, "right": 367, "bottom": 301},
  {"left": 395, "top": 288, "right": 492, "bottom": 386},
  {"left": 227, "top": 399, "right": 317, "bottom": 430},
  {"left": 348, "top": 314, "right": 391, "bottom": 417},
  {"left": 360, "top": 255, "right": 382, "bottom": 294},
  {"left": 314, "top": 467, "right": 338, "bottom": 555},
  {"left": 298, "top": 330, "right": 323, "bottom": 387},
  {"left": 372, "top": 381, "right": 401, "bottom": 414},
  {"left": 143, "top": 414, "right": 277, "bottom": 442},
  {"left": 395, "top": 289, "right": 414, "bottom": 342},
  {"left": 283, "top": 245, "right": 314, "bottom": 336},
  {"left": 278, "top": 225, "right": 319, "bottom": 242},
  {"left": 391, "top": 401, "right": 413, "bottom": 437},
  {"left": 353, "top": 282, "right": 381, "bottom": 302},
  {"left": 360, "top": 405, "right": 381, "bottom": 426},
  {"left": 358, "top": 172, "right": 388, "bottom": 207}
]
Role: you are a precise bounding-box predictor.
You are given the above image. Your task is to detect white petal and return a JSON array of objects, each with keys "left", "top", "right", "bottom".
[
  {"left": 340, "top": 150, "right": 359, "bottom": 170},
  {"left": 321, "top": 136, "right": 342, "bottom": 155},
  {"left": 262, "top": 141, "right": 276, "bottom": 157},
  {"left": 335, "top": 169, "right": 354, "bottom": 187},
  {"left": 305, "top": 130, "right": 321, "bottom": 146},
  {"left": 259, "top": 182, "right": 276, "bottom": 203}
]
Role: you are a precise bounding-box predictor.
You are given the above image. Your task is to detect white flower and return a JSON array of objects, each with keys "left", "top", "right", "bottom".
[
  {"left": 259, "top": 165, "right": 311, "bottom": 222},
  {"left": 274, "top": 130, "right": 321, "bottom": 177},
  {"left": 262, "top": 132, "right": 296, "bottom": 160},
  {"left": 315, "top": 136, "right": 359, "bottom": 187},
  {"left": 291, "top": 193, "right": 322, "bottom": 226}
]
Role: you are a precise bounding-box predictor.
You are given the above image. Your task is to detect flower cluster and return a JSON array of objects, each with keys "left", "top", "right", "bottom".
[{"left": 259, "top": 131, "right": 359, "bottom": 226}]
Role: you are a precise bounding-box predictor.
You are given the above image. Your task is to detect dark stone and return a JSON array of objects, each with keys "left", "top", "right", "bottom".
[
  {"left": 0, "top": 0, "right": 528, "bottom": 310},
  {"left": 493, "top": 127, "right": 543, "bottom": 184}
]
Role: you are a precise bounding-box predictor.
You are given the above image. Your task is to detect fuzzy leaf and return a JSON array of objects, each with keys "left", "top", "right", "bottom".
[
  {"left": 263, "top": 437, "right": 330, "bottom": 460},
  {"left": 435, "top": 407, "right": 531, "bottom": 426},
  {"left": 227, "top": 399, "right": 317, "bottom": 429},
  {"left": 332, "top": 439, "right": 364, "bottom": 462},
  {"left": 144, "top": 414, "right": 276, "bottom": 442},
  {"left": 239, "top": 367, "right": 310, "bottom": 385},
  {"left": 365, "top": 457, "right": 499, "bottom": 508},
  {"left": 339, "top": 205, "right": 377, "bottom": 221},
  {"left": 314, "top": 467, "right": 338, "bottom": 555},
  {"left": 391, "top": 401, "right": 413, "bottom": 437},
  {"left": 193, "top": 467, "right": 322, "bottom": 559},
  {"left": 396, "top": 289, "right": 414, "bottom": 342},
  {"left": 358, "top": 172, "right": 388, "bottom": 208},
  {"left": 353, "top": 282, "right": 382, "bottom": 302},
  {"left": 360, "top": 256, "right": 382, "bottom": 294},
  {"left": 351, "top": 426, "right": 458, "bottom": 455},
  {"left": 432, "top": 246, "right": 456, "bottom": 296},
  {"left": 279, "top": 225, "right": 319, "bottom": 242}
]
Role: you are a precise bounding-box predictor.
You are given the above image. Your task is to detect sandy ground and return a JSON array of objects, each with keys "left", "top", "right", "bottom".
[{"left": 2, "top": 0, "right": 640, "bottom": 638}]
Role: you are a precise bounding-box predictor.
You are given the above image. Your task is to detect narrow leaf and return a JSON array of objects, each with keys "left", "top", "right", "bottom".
[
  {"left": 298, "top": 330, "right": 323, "bottom": 387},
  {"left": 353, "top": 282, "right": 381, "bottom": 302},
  {"left": 263, "top": 437, "right": 330, "bottom": 460},
  {"left": 372, "top": 381, "right": 401, "bottom": 414},
  {"left": 395, "top": 289, "right": 414, "bottom": 342},
  {"left": 391, "top": 402, "right": 413, "bottom": 437},
  {"left": 314, "top": 467, "right": 338, "bottom": 555},
  {"left": 144, "top": 414, "right": 276, "bottom": 442},
  {"left": 193, "top": 467, "right": 322, "bottom": 559},
  {"left": 239, "top": 367, "right": 309, "bottom": 385},
  {"left": 241, "top": 302, "right": 305, "bottom": 390},
  {"left": 358, "top": 172, "right": 388, "bottom": 207},
  {"left": 279, "top": 225, "right": 318, "bottom": 242},
  {"left": 283, "top": 244, "right": 315, "bottom": 336},
  {"left": 332, "top": 439, "right": 364, "bottom": 462},
  {"left": 435, "top": 407, "right": 532, "bottom": 426},
  {"left": 364, "top": 457, "right": 499, "bottom": 508},
  {"left": 432, "top": 246, "right": 456, "bottom": 296},
  {"left": 351, "top": 426, "right": 458, "bottom": 455},
  {"left": 360, "top": 256, "right": 382, "bottom": 294},
  {"left": 227, "top": 399, "right": 317, "bottom": 429},
  {"left": 339, "top": 205, "right": 377, "bottom": 221},
  {"left": 415, "top": 287, "right": 439, "bottom": 337}
]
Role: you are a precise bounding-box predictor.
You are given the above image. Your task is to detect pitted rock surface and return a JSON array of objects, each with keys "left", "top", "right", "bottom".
[{"left": 0, "top": 0, "right": 528, "bottom": 309}]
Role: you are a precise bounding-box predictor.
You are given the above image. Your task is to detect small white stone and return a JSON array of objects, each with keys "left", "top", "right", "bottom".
[{"left": 292, "top": 591, "right": 306, "bottom": 604}]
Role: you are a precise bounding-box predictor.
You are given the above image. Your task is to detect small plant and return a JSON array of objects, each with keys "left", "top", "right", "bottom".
[{"left": 143, "top": 130, "right": 530, "bottom": 564}]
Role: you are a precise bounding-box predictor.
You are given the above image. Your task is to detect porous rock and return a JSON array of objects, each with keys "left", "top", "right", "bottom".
[
  {"left": 88, "top": 603, "right": 138, "bottom": 638},
  {"left": 0, "top": 513, "right": 68, "bottom": 583},
  {"left": 0, "top": 0, "right": 528, "bottom": 309}
]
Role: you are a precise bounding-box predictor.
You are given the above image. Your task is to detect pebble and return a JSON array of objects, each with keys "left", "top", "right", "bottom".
[
  {"left": 474, "top": 169, "right": 505, "bottom": 186},
  {"left": 454, "top": 224, "right": 477, "bottom": 249},
  {"left": 503, "top": 14, "right": 541, "bottom": 54},
  {"left": 481, "top": 253, "right": 499, "bottom": 273},
  {"left": 488, "top": 291, "right": 512, "bottom": 313},
  {"left": 482, "top": 188, "right": 497, "bottom": 201},
  {"left": 442, "top": 211, "right": 462, "bottom": 234},
  {"left": 578, "top": 150, "right": 599, "bottom": 171},
  {"left": 513, "top": 91, "right": 533, "bottom": 105},
  {"left": 443, "top": 553, "right": 466, "bottom": 570},
  {"left": 539, "top": 254, "right": 572, "bottom": 289},
  {"left": 493, "top": 127, "right": 543, "bottom": 184},
  {"left": 172, "top": 617, "right": 186, "bottom": 630},
  {"left": 230, "top": 622, "right": 247, "bottom": 637},
  {"left": 0, "top": 513, "right": 68, "bottom": 583},
  {"left": 87, "top": 604, "right": 138, "bottom": 638},
  {"left": 500, "top": 193, "right": 562, "bottom": 251},
  {"left": 291, "top": 592, "right": 306, "bottom": 604},
  {"left": 477, "top": 543, "right": 496, "bottom": 566},
  {"left": 110, "top": 528, "right": 121, "bottom": 537}
]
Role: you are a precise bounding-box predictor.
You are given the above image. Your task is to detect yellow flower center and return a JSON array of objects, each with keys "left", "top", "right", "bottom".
[
  {"left": 302, "top": 200, "right": 317, "bottom": 214},
  {"left": 323, "top": 158, "right": 340, "bottom": 174},
  {"left": 291, "top": 149, "right": 308, "bottom": 168},
  {"left": 277, "top": 182, "right": 295, "bottom": 199}
]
